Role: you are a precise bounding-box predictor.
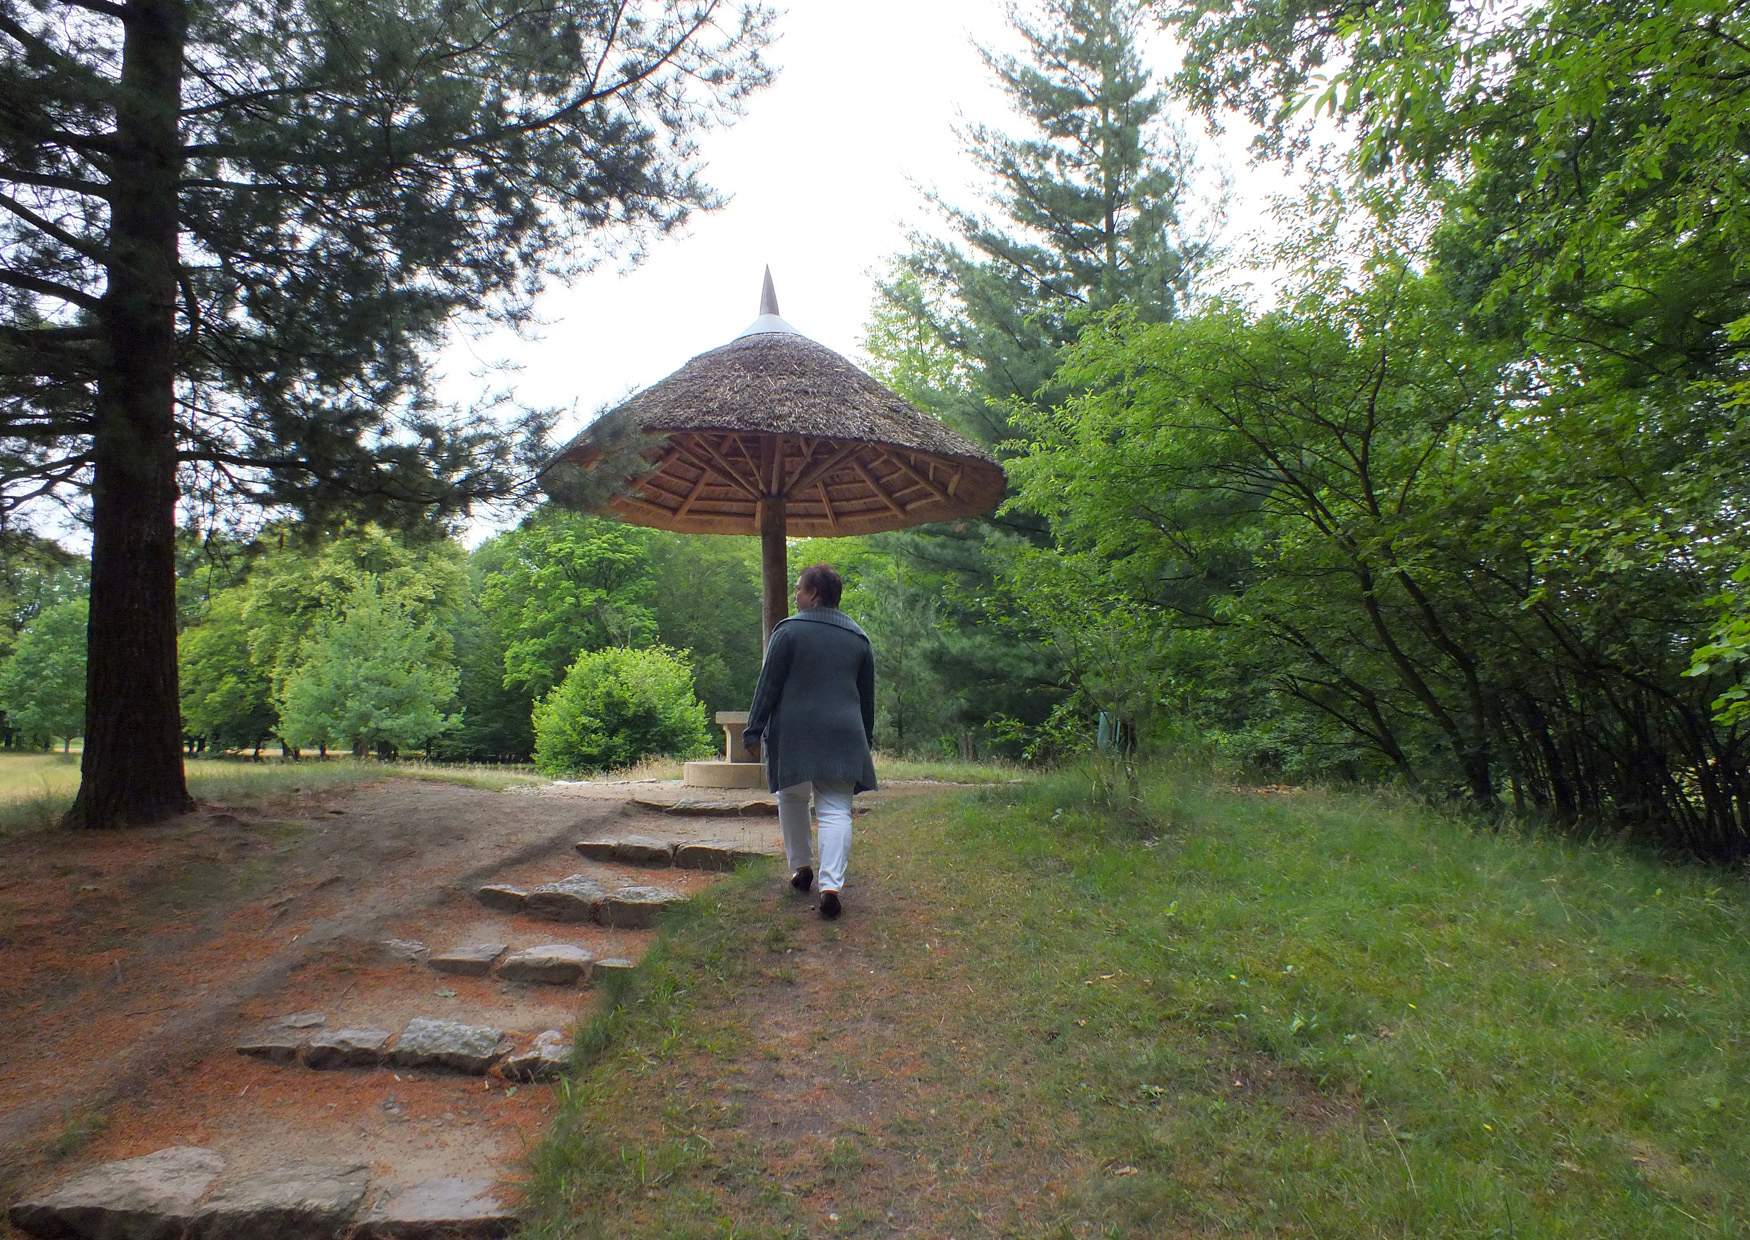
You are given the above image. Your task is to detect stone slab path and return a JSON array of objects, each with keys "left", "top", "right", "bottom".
[
  {"left": 3, "top": 778, "right": 933, "bottom": 1239},
  {"left": 3, "top": 778, "right": 938, "bottom": 1238}
]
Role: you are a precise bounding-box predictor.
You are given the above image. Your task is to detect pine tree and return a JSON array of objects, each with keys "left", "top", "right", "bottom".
[
  {"left": 0, "top": 0, "right": 771, "bottom": 826},
  {"left": 881, "top": 0, "right": 1209, "bottom": 445},
  {"left": 868, "top": 0, "right": 1212, "bottom": 754}
]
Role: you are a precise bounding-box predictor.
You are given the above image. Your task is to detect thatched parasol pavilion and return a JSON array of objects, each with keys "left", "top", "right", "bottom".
[{"left": 543, "top": 270, "right": 1006, "bottom": 645}]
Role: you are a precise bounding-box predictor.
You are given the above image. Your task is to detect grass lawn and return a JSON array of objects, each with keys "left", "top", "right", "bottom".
[
  {"left": 517, "top": 765, "right": 1749, "bottom": 1237},
  {"left": 0, "top": 750, "right": 545, "bottom": 836}
]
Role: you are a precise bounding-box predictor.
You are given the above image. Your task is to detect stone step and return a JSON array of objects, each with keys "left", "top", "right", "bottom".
[
  {"left": 7, "top": 1146, "right": 517, "bottom": 1239},
  {"left": 426, "top": 941, "right": 635, "bottom": 986},
  {"left": 573, "top": 835, "right": 772, "bottom": 871},
  {"left": 625, "top": 793, "right": 872, "bottom": 818},
  {"left": 630, "top": 794, "right": 776, "bottom": 817},
  {"left": 237, "top": 1014, "right": 573, "bottom": 1080},
  {"left": 473, "top": 875, "right": 688, "bottom": 928}
]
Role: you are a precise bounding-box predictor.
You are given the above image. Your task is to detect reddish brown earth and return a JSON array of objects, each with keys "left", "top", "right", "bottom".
[
  {"left": 0, "top": 775, "right": 940, "bottom": 1236},
  {"left": 0, "top": 777, "right": 807, "bottom": 1229}
]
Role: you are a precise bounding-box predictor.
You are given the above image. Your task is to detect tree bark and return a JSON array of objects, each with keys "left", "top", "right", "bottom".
[{"left": 63, "top": 0, "right": 193, "bottom": 828}]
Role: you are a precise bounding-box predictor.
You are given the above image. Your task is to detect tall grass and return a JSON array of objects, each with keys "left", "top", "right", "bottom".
[{"left": 948, "top": 761, "right": 1750, "bottom": 1234}]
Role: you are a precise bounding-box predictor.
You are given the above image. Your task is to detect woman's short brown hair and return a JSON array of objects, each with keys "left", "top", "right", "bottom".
[{"left": 798, "top": 563, "right": 843, "bottom": 608}]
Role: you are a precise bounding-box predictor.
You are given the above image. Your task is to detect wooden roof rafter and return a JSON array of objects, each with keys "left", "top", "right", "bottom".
[
  {"left": 851, "top": 456, "right": 907, "bottom": 517},
  {"left": 785, "top": 439, "right": 862, "bottom": 498},
  {"left": 877, "top": 449, "right": 951, "bottom": 505},
  {"left": 674, "top": 433, "right": 760, "bottom": 499}
]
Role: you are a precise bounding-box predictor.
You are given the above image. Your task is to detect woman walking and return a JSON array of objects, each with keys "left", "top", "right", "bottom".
[{"left": 743, "top": 564, "right": 876, "bottom": 919}]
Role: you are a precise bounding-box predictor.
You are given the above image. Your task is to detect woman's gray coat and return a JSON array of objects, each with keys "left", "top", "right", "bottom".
[{"left": 742, "top": 607, "right": 877, "bottom": 794}]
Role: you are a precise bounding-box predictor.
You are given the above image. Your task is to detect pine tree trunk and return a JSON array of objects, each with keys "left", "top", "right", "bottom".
[{"left": 63, "top": 0, "right": 193, "bottom": 828}]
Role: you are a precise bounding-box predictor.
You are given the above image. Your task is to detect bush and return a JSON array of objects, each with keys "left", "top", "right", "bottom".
[{"left": 532, "top": 645, "right": 713, "bottom": 776}]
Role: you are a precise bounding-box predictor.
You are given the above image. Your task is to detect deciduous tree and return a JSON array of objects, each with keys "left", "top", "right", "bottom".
[{"left": 0, "top": 596, "right": 86, "bottom": 749}]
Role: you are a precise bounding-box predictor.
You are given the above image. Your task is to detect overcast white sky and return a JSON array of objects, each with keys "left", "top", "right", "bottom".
[{"left": 438, "top": 0, "right": 1299, "bottom": 510}]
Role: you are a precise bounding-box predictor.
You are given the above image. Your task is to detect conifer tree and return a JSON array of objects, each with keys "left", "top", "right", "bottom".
[
  {"left": 0, "top": 0, "right": 771, "bottom": 826},
  {"left": 881, "top": 0, "right": 1209, "bottom": 445},
  {"left": 868, "top": 0, "right": 1212, "bottom": 754}
]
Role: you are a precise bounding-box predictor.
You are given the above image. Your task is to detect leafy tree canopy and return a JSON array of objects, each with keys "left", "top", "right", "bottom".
[
  {"left": 277, "top": 580, "right": 460, "bottom": 755},
  {"left": 478, "top": 508, "right": 658, "bottom": 700},
  {"left": 0, "top": 595, "right": 87, "bottom": 747}
]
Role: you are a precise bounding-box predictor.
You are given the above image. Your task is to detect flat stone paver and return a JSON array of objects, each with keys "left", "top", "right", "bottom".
[
  {"left": 523, "top": 875, "right": 604, "bottom": 922},
  {"left": 500, "top": 1031, "right": 571, "bottom": 1082},
  {"left": 380, "top": 939, "right": 429, "bottom": 963},
  {"left": 496, "top": 945, "right": 593, "bottom": 985},
  {"left": 389, "top": 1019, "right": 509, "bottom": 1074},
  {"left": 474, "top": 884, "right": 527, "bottom": 912},
  {"left": 274, "top": 1011, "right": 326, "bottom": 1030},
  {"left": 596, "top": 884, "right": 686, "bottom": 929},
  {"left": 574, "top": 836, "right": 674, "bottom": 866},
  {"left": 631, "top": 795, "right": 777, "bottom": 817},
  {"left": 303, "top": 1027, "right": 392, "bottom": 1069},
  {"left": 429, "top": 943, "right": 506, "bottom": 977},
  {"left": 190, "top": 1162, "right": 369, "bottom": 1239},
  {"left": 673, "top": 840, "right": 770, "bottom": 871},
  {"left": 356, "top": 1176, "right": 514, "bottom": 1238},
  {"left": 9, "top": 1146, "right": 224, "bottom": 1240}
]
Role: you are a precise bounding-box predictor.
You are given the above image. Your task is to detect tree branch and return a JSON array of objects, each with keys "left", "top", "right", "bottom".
[
  {"left": 52, "top": 0, "right": 127, "bottom": 18},
  {"left": 0, "top": 164, "right": 109, "bottom": 198},
  {"left": 0, "top": 267, "right": 102, "bottom": 311},
  {"left": 0, "top": 188, "right": 108, "bottom": 261}
]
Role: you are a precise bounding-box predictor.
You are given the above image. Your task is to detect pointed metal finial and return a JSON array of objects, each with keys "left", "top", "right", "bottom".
[{"left": 737, "top": 265, "right": 802, "bottom": 339}]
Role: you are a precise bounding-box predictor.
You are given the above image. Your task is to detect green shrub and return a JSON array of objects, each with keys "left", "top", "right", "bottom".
[{"left": 532, "top": 645, "right": 713, "bottom": 776}]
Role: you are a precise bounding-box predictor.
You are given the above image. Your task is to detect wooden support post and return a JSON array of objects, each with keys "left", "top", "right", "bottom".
[{"left": 759, "top": 494, "right": 788, "bottom": 652}]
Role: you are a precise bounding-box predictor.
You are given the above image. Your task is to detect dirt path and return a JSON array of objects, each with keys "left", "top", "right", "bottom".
[
  {"left": 513, "top": 793, "right": 1102, "bottom": 1238},
  {"left": 0, "top": 776, "right": 935, "bottom": 1237}
]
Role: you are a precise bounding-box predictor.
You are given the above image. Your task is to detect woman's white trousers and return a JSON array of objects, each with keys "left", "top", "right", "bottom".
[{"left": 776, "top": 779, "right": 854, "bottom": 893}]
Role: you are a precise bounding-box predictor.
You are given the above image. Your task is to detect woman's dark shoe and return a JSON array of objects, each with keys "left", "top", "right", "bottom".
[
  {"left": 819, "top": 890, "right": 841, "bottom": 920},
  {"left": 790, "top": 866, "right": 813, "bottom": 893}
]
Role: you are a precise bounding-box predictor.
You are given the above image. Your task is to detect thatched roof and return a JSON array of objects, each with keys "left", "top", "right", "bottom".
[{"left": 544, "top": 279, "right": 1006, "bottom": 537}]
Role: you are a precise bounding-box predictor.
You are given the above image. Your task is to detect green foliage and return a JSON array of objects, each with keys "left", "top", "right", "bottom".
[
  {"left": 1690, "top": 563, "right": 1750, "bottom": 727},
  {"left": 1006, "top": 243, "right": 1748, "bottom": 854},
  {"left": 478, "top": 509, "right": 658, "bottom": 700},
  {"left": 531, "top": 645, "right": 711, "bottom": 776},
  {"left": 432, "top": 593, "right": 536, "bottom": 762},
  {"left": 1170, "top": 0, "right": 1749, "bottom": 374},
  {"left": 840, "top": 558, "right": 956, "bottom": 755},
  {"left": 243, "top": 525, "right": 467, "bottom": 707},
  {"left": 882, "top": 0, "right": 1210, "bottom": 445},
  {"left": 178, "top": 589, "right": 276, "bottom": 750},
  {"left": 277, "top": 581, "right": 460, "bottom": 755},
  {"left": 640, "top": 532, "right": 763, "bottom": 711},
  {"left": 0, "top": 597, "right": 86, "bottom": 747},
  {"left": 0, "top": 533, "right": 86, "bottom": 747}
]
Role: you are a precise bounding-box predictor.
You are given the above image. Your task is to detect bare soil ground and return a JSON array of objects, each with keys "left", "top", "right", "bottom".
[
  {"left": 0, "top": 780, "right": 749, "bottom": 1221},
  {"left": 0, "top": 775, "right": 933, "bottom": 1235}
]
